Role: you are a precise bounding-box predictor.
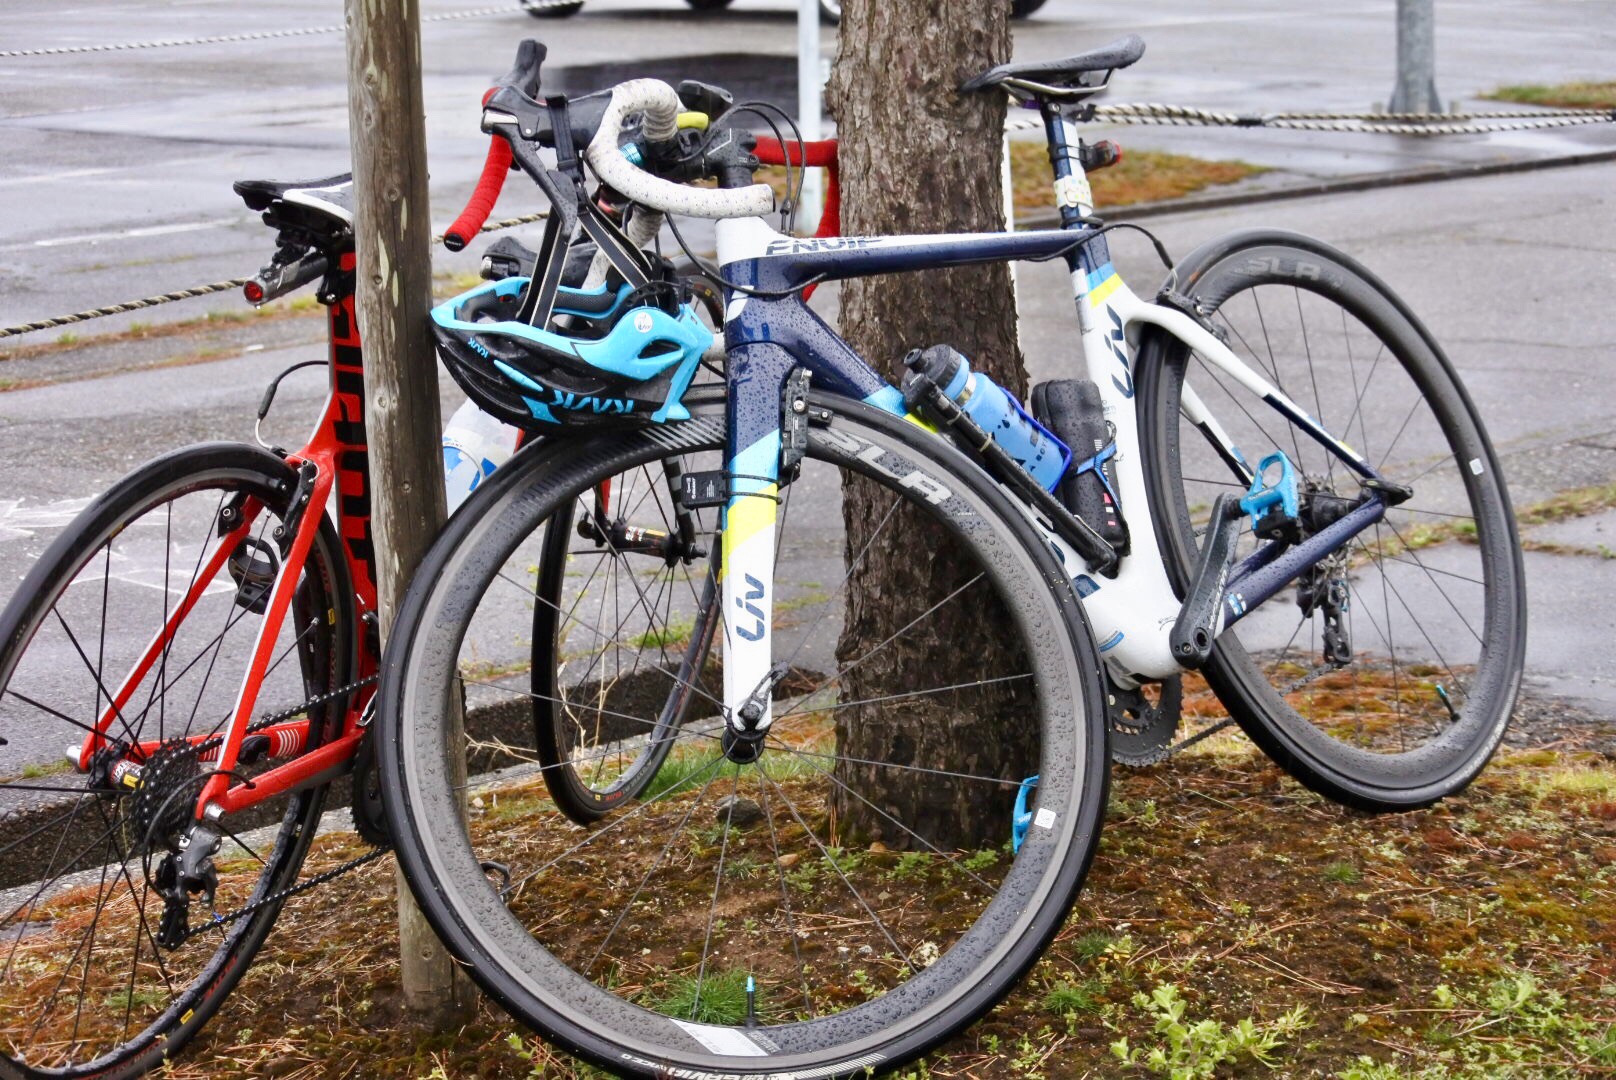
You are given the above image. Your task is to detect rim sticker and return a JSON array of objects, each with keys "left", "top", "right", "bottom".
[
  {"left": 671, "top": 1019, "right": 770, "bottom": 1057},
  {"left": 1034, "top": 807, "right": 1057, "bottom": 830}
]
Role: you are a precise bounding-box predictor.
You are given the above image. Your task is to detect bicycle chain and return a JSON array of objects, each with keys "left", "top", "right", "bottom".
[
  {"left": 180, "top": 846, "right": 390, "bottom": 943},
  {"left": 1160, "top": 661, "right": 1342, "bottom": 759},
  {"left": 140, "top": 673, "right": 385, "bottom": 945}
]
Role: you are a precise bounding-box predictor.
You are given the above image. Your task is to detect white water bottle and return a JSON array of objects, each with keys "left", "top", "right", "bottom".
[{"left": 442, "top": 401, "right": 520, "bottom": 514}]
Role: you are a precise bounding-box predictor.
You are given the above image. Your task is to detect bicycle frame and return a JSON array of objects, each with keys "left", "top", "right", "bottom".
[
  {"left": 712, "top": 131, "right": 1392, "bottom": 728},
  {"left": 72, "top": 252, "right": 379, "bottom": 820}
]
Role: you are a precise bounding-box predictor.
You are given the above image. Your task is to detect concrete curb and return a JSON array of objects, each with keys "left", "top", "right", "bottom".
[{"left": 1015, "top": 147, "right": 1616, "bottom": 228}]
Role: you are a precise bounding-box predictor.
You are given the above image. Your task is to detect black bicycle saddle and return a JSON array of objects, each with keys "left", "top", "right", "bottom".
[{"left": 961, "top": 34, "right": 1144, "bottom": 97}]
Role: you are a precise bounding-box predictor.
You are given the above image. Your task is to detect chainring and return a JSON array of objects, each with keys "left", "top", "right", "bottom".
[{"left": 1108, "top": 675, "right": 1183, "bottom": 767}]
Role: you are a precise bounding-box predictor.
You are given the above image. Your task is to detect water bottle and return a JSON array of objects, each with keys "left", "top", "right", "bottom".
[
  {"left": 442, "top": 401, "right": 520, "bottom": 514},
  {"left": 901, "top": 345, "right": 1070, "bottom": 492}
]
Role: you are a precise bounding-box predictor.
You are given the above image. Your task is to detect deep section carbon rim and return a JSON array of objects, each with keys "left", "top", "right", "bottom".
[
  {"left": 381, "top": 393, "right": 1106, "bottom": 1078},
  {"left": 1141, "top": 233, "right": 1524, "bottom": 808}
]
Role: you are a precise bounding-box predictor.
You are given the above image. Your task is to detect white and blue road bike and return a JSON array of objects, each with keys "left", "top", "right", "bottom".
[{"left": 378, "top": 34, "right": 1525, "bottom": 1080}]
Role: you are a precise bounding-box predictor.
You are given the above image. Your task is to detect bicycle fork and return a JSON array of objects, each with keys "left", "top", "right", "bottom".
[{"left": 713, "top": 343, "right": 803, "bottom": 760}]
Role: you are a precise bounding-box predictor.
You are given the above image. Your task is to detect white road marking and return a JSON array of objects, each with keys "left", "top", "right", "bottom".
[
  {"left": 0, "top": 218, "right": 241, "bottom": 252},
  {"left": 0, "top": 498, "right": 92, "bottom": 542}
]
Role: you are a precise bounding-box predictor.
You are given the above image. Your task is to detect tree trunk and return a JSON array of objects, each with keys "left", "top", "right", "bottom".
[
  {"left": 825, "top": 0, "right": 1032, "bottom": 849},
  {"left": 343, "top": 0, "right": 476, "bottom": 1024}
]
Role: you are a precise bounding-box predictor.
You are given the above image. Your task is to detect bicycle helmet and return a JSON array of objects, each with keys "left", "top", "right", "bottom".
[{"left": 431, "top": 275, "right": 712, "bottom": 429}]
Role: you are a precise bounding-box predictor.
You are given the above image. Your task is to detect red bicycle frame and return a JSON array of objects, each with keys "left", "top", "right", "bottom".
[{"left": 73, "top": 251, "right": 381, "bottom": 821}]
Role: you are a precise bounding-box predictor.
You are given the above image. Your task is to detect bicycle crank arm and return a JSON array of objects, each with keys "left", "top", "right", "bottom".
[
  {"left": 1218, "top": 494, "right": 1386, "bottom": 638},
  {"left": 1169, "top": 494, "right": 1244, "bottom": 668}
]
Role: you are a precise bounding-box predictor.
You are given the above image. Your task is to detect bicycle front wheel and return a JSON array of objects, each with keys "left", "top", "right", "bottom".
[
  {"left": 0, "top": 443, "right": 352, "bottom": 1078},
  {"left": 379, "top": 390, "right": 1107, "bottom": 1078},
  {"left": 1138, "top": 230, "right": 1526, "bottom": 810}
]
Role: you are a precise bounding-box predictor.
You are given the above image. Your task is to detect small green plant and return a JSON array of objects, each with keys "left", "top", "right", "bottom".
[
  {"left": 1110, "top": 983, "right": 1308, "bottom": 1078},
  {"left": 890, "top": 851, "right": 933, "bottom": 880},
  {"left": 959, "top": 848, "right": 999, "bottom": 874},
  {"left": 1041, "top": 980, "right": 1100, "bottom": 1015},
  {"left": 724, "top": 855, "right": 762, "bottom": 880},
  {"left": 1323, "top": 860, "right": 1361, "bottom": 883},
  {"left": 1071, "top": 929, "right": 1118, "bottom": 962},
  {"left": 640, "top": 969, "right": 751, "bottom": 1025}
]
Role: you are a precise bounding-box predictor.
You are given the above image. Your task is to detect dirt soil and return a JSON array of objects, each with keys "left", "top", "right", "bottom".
[{"left": 78, "top": 689, "right": 1608, "bottom": 1080}]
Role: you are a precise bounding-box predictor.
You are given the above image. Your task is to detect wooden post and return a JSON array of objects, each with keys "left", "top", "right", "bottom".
[{"left": 343, "top": 0, "right": 476, "bottom": 1022}]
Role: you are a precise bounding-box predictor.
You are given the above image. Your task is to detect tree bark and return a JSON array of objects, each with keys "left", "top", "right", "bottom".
[
  {"left": 825, "top": 1, "right": 1033, "bottom": 849},
  {"left": 343, "top": 0, "right": 476, "bottom": 1024}
]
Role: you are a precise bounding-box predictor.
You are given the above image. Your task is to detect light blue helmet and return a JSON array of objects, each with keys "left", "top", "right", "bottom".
[{"left": 431, "top": 275, "right": 713, "bottom": 428}]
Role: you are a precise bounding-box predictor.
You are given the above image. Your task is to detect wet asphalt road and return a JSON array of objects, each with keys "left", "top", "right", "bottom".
[{"left": 2, "top": 0, "right": 1615, "bottom": 331}]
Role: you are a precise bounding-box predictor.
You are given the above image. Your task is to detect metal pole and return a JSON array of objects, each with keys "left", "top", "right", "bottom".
[
  {"left": 1387, "top": 0, "right": 1442, "bottom": 113},
  {"left": 797, "top": 0, "right": 823, "bottom": 234},
  {"left": 343, "top": 0, "right": 475, "bottom": 1025}
]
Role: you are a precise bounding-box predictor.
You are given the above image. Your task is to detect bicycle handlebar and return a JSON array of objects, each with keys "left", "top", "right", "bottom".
[
  {"left": 585, "top": 80, "right": 775, "bottom": 220},
  {"left": 445, "top": 40, "right": 547, "bottom": 252},
  {"left": 444, "top": 125, "right": 513, "bottom": 252}
]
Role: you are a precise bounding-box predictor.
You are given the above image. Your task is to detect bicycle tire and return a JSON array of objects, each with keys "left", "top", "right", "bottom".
[
  {"left": 379, "top": 388, "right": 1108, "bottom": 1078},
  {"left": 525, "top": 255, "right": 726, "bottom": 823},
  {"left": 0, "top": 443, "right": 353, "bottom": 1079},
  {"left": 522, "top": 0, "right": 584, "bottom": 18},
  {"left": 529, "top": 489, "right": 722, "bottom": 824},
  {"left": 1137, "top": 230, "right": 1525, "bottom": 810}
]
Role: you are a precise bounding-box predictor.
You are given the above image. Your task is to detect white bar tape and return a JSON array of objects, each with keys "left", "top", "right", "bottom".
[{"left": 586, "top": 80, "right": 775, "bottom": 220}]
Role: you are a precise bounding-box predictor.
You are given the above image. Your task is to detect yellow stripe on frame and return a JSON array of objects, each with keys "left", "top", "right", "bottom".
[
  {"left": 1088, "top": 274, "right": 1122, "bottom": 307},
  {"left": 719, "top": 486, "right": 778, "bottom": 578}
]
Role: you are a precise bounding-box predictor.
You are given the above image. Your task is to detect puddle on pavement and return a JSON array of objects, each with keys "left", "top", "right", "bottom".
[{"left": 551, "top": 53, "right": 799, "bottom": 112}]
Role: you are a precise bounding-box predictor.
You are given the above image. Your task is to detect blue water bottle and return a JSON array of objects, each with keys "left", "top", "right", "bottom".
[{"left": 902, "top": 345, "right": 1071, "bottom": 492}]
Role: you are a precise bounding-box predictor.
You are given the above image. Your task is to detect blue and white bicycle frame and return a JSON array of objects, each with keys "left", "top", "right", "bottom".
[{"left": 708, "top": 117, "right": 1396, "bottom": 737}]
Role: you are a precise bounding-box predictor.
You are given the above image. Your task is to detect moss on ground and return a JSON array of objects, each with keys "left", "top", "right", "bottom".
[
  {"left": 1484, "top": 81, "right": 1616, "bottom": 111},
  {"left": 87, "top": 701, "right": 1608, "bottom": 1079}
]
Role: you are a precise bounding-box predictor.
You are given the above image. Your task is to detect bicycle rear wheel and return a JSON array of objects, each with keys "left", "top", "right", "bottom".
[
  {"left": 379, "top": 390, "right": 1107, "bottom": 1078},
  {"left": 1138, "top": 230, "right": 1525, "bottom": 810},
  {"left": 529, "top": 478, "right": 721, "bottom": 823},
  {"left": 0, "top": 443, "right": 351, "bottom": 1078}
]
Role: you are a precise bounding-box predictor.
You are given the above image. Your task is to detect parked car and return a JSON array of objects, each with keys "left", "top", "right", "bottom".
[{"left": 523, "top": 0, "right": 1048, "bottom": 23}]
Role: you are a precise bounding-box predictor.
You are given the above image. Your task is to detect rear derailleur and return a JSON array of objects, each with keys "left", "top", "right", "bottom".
[{"left": 154, "top": 825, "right": 221, "bottom": 949}]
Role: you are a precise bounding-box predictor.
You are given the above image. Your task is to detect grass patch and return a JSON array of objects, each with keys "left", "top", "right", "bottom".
[
  {"left": 8, "top": 697, "right": 1616, "bottom": 1079},
  {"left": 1322, "top": 860, "right": 1361, "bottom": 884},
  {"left": 629, "top": 616, "right": 696, "bottom": 650},
  {"left": 1484, "top": 81, "right": 1616, "bottom": 111},
  {"left": 755, "top": 145, "right": 1262, "bottom": 223},
  {"left": 639, "top": 969, "right": 751, "bottom": 1026},
  {"left": 1009, "top": 141, "right": 1263, "bottom": 212}
]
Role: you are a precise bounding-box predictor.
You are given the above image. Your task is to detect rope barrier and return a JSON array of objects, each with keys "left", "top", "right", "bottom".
[
  {"left": 0, "top": 0, "right": 580, "bottom": 59},
  {"left": 0, "top": 211, "right": 551, "bottom": 341},
  {"left": 1005, "top": 102, "right": 1616, "bottom": 137},
  {"left": 2, "top": 98, "right": 1610, "bottom": 341},
  {"left": 0, "top": 280, "right": 250, "bottom": 341}
]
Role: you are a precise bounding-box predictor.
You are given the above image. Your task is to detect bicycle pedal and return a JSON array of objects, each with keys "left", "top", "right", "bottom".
[{"left": 1240, "top": 452, "right": 1300, "bottom": 541}]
